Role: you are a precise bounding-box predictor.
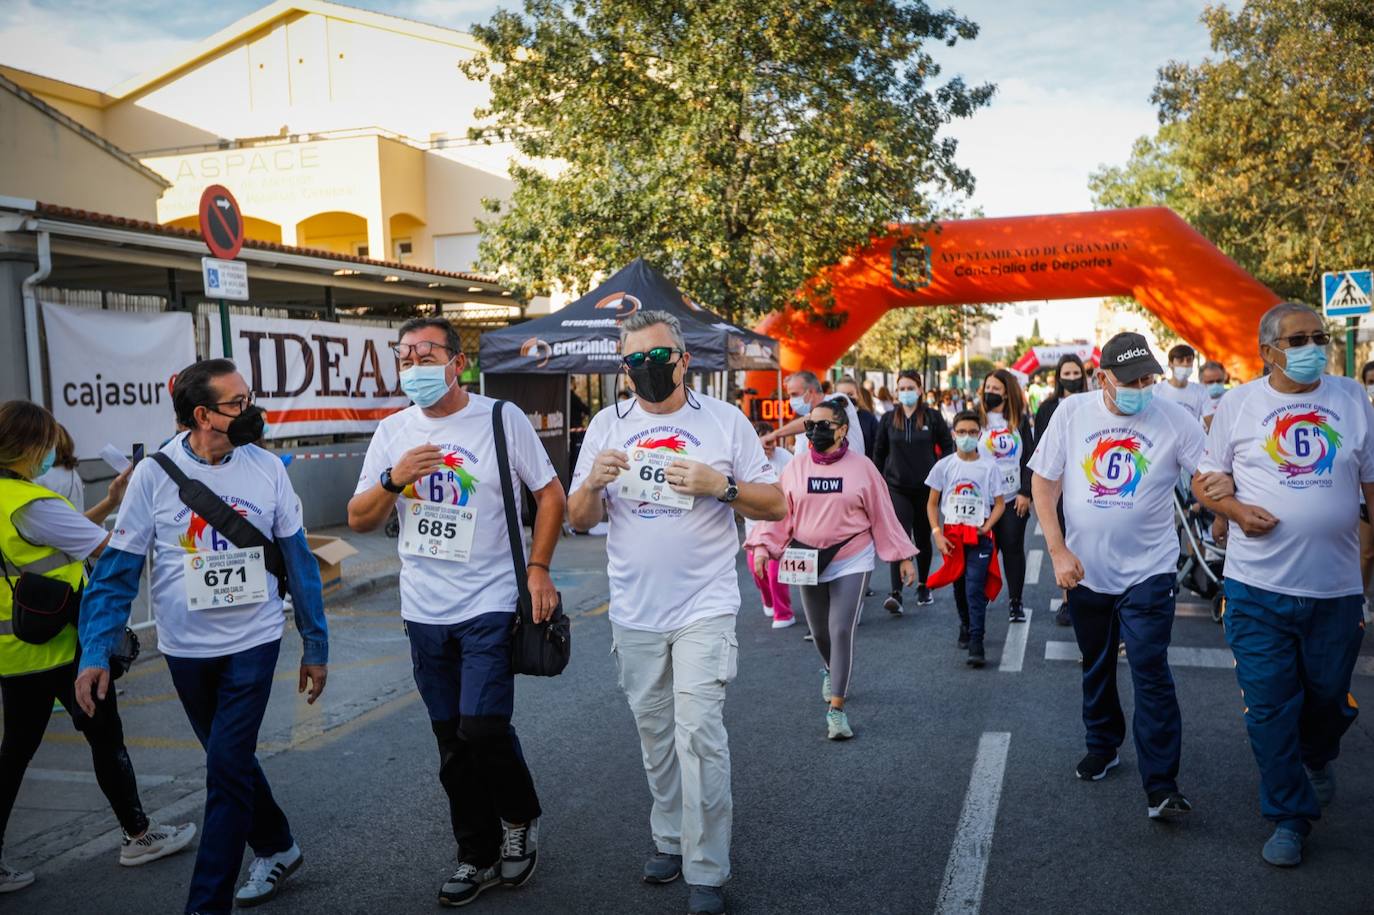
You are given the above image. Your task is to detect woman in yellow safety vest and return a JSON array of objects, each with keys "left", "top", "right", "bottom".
[{"left": 0, "top": 401, "right": 193, "bottom": 895}]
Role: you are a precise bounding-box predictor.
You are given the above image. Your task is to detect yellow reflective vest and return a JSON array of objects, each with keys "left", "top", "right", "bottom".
[{"left": 0, "top": 478, "right": 87, "bottom": 676}]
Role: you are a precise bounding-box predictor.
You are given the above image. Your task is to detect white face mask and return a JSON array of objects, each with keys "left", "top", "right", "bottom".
[
  {"left": 1366, "top": 383, "right": 1374, "bottom": 401},
  {"left": 1172, "top": 366, "right": 1192, "bottom": 383}
]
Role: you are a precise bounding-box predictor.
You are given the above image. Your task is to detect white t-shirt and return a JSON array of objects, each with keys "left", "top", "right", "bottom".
[
  {"left": 1029, "top": 391, "right": 1205, "bottom": 594},
  {"left": 109, "top": 435, "right": 304, "bottom": 659},
  {"left": 14, "top": 498, "right": 107, "bottom": 561},
  {"left": 744, "top": 445, "right": 792, "bottom": 538},
  {"left": 572, "top": 392, "right": 779, "bottom": 632},
  {"left": 1203, "top": 389, "right": 1226, "bottom": 419},
  {"left": 1155, "top": 380, "right": 1210, "bottom": 421},
  {"left": 356, "top": 396, "right": 557, "bottom": 626},
  {"left": 925, "top": 454, "right": 1001, "bottom": 528},
  {"left": 978, "top": 414, "right": 1026, "bottom": 498},
  {"left": 35, "top": 465, "right": 84, "bottom": 512},
  {"left": 1199, "top": 375, "right": 1374, "bottom": 598}
]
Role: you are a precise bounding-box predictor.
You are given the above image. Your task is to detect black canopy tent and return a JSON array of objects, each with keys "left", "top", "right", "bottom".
[{"left": 479, "top": 258, "right": 782, "bottom": 484}]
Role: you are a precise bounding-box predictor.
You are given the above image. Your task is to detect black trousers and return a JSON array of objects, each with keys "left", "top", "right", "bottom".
[
  {"left": 0, "top": 659, "right": 148, "bottom": 852},
  {"left": 994, "top": 506, "right": 1030, "bottom": 605},
  {"left": 888, "top": 485, "right": 934, "bottom": 591}
]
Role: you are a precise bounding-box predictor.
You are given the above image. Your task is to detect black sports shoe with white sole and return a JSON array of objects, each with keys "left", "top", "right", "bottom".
[
  {"left": 500, "top": 819, "right": 538, "bottom": 887},
  {"left": 916, "top": 586, "right": 933, "bottom": 606},
  {"left": 1075, "top": 752, "right": 1120, "bottom": 781},
  {"left": 883, "top": 592, "right": 903, "bottom": 615},
  {"left": 440, "top": 862, "right": 500, "bottom": 907},
  {"left": 1147, "top": 790, "right": 1193, "bottom": 820}
]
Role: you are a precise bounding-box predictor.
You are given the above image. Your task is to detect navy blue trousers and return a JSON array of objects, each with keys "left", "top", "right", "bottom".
[
  {"left": 407, "top": 612, "right": 541, "bottom": 866},
  {"left": 1223, "top": 580, "right": 1364, "bottom": 835},
  {"left": 166, "top": 639, "right": 293, "bottom": 915},
  {"left": 1067, "top": 573, "right": 1182, "bottom": 795},
  {"left": 951, "top": 537, "right": 994, "bottom": 641}
]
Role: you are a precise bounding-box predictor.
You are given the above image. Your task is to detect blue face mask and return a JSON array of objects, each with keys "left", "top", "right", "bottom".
[
  {"left": 1109, "top": 381, "right": 1153, "bottom": 415},
  {"left": 898, "top": 390, "right": 921, "bottom": 407},
  {"left": 1279, "top": 344, "right": 1327, "bottom": 384},
  {"left": 955, "top": 434, "right": 980, "bottom": 454},
  {"left": 35, "top": 448, "right": 56, "bottom": 478},
  {"left": 789, "top": 395, "right": 812, "bottom": 417},
  {"left": 399, "top": 362, "right": 455, "bottom": 408},
  {"left": 1206, "top": 382, "right": 1226, "bottom": 398}
]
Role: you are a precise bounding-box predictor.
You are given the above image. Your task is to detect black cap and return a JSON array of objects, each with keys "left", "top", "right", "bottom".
[{"left": 1100, "top": 332, "right": 1164, "bottom": 384}]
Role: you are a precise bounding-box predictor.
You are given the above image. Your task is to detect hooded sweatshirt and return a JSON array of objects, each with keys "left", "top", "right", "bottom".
[{"left": 746, "top": 443, "right": 918, "bottom": 575}]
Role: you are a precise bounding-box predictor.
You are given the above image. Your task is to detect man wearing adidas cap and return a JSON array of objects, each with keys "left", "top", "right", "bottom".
[{"left": 1030, "top": 332, "right": 1227, "bottom": 821}]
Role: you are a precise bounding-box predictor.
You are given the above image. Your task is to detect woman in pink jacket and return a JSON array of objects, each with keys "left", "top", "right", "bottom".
[{"left": 747, "top": 399, "right": 916, "bottom": 740}]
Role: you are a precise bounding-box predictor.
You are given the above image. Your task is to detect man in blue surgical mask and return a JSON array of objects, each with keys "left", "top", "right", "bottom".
[
  {"left": 1194, "top": 302, "right": 1374, "bottom": 868},
  {"left": 348, "top": 317, "right": 566, "bottom": 905}
]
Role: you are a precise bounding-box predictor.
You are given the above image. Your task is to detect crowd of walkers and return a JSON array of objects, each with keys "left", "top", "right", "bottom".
[{"left": 0, "top": 302, "right": 1368, "bottom": 914}]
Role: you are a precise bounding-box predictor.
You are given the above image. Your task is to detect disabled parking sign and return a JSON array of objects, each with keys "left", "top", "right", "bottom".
[{"left": 1322, "top": 270, "right": 1372, "bottom": 317}]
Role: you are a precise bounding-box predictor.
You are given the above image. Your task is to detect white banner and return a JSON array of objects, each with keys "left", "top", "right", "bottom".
[
  {"left": 43, "top": 303, "right": 196, "bottom": 459},
  {"left": 207, "top": 315, "right": 408, "bottom": 438}
]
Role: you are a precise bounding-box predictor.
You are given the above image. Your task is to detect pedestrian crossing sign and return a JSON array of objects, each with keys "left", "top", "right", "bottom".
[{"left": 1322, "top": 269, "right": 1372, "bottom": 317}]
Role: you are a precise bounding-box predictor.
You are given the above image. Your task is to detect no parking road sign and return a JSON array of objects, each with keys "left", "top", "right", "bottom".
[
  {"left": 1323, "top": 269, "right": 1372, "bottom": 318},
  {"left": 198, "top": 184, "right": 245, "bottom": 261}
]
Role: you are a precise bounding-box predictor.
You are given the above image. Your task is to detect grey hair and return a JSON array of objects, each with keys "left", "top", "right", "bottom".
[
  {"left": 620, "top": 310, "right": 686, "bottom": 351},
  {"left": 1199, "top": 360, "right": 1227, "bottom": 379},
  {"left": 786, "top": 370, "right": 822, "bottom": 392},
  {"left": 1258, "top": 302, "right": 1318, "bottom": 348}
]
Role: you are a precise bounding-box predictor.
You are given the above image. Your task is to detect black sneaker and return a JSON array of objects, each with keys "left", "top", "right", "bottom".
[
  {"left": 883, "top": 591, "right": 903, "bottom": 615},
  {"left": 1009, "top": 603, "right": 1027, "bottom": 623},
  {"left": 440, "top": 862, "right": 500, "bottom": 906},
  {"left": 957, "top": 625, "right": 970, "bottom": 650},
  {"left": 499, "top": 819, "right": 538, "bottom": 887},
  {"left": 1147, "top": 790, "right": 1193, "bottom": 820},
  {"left": 1075, "top": 752, "right": 1120, "bottom": 781},
  {"left": 966, "top": 639, "right": 985, "bottom": 668},
  {"left": 916, "top": 585, "right": 933, "bottom": 606},
  {"left": 1055, "top": 602, "right": 1071, "bottom": 626}
]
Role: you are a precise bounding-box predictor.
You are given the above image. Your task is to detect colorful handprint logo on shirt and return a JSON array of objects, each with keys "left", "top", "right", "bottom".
[
  {"left": 1263, "top": 410, "right": 1340, "bottom": 480},
  {"left": 983, "top": 427, "right": 1020, "bottom": 460},
  {"left": 178, "top": 506, "right": 251, "bottom": 553},
  {"left": 636, "top": 434, "right": 688, "bottom": 453},
  {"left": 1081, "top": 436, "right": 1151, "bottom": 499},
  {"left": 403, "top": 451, "right": 479, "bottom": 505}
]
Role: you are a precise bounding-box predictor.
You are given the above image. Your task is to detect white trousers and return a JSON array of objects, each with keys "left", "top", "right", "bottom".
[{"left": 611, "top": 613, "right": 738, "bottom": 887}]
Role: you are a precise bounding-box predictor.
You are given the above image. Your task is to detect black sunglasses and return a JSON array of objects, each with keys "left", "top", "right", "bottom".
[
  {"left": 803, "top": 419, "right": 845, "bottom": 433},
  {"left": 202, "top": 394, "right": 255, "bottom": 416},
  {"left": 622, "top": 347, "right": 681, "bottom": 369},
  {"left": 1271, "top": 332, "right": 1331, "bottom": 349}
]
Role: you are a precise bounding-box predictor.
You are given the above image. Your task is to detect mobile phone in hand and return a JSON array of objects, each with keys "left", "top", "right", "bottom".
[{"left": 131, "top": 443, "right": 145, "bottom": 466}]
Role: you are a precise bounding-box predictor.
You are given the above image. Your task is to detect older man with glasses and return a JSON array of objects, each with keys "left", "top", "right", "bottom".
[
  {"left": 568, "top": 310, "right": 784, "bottom": 915},
  {"left": 1195, "top": 302, "right": 1374, "bottom": 868}
]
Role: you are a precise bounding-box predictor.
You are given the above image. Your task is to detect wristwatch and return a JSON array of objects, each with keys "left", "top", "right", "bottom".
[
  {"left": 717, "top": 474, "right": 739, "bottom": 504},
  {"left": 380, "top": 468, "right": 406, "bottom": 494}
]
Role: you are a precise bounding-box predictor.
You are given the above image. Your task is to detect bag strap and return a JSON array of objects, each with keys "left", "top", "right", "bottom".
[
  {"left": 490, "top": 401, "right": 532, "bottom": 622},
  {"left": 150, "top": 451, "right": 288, "bottom": 592}
]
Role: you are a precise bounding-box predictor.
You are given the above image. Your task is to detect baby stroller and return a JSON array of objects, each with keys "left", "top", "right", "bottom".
[{"left": 1175, "top": 478, "right": 1226, "bottom": 623}]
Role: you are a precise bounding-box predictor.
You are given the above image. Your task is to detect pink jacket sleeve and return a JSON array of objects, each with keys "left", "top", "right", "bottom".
[
  {"left": 743, "top": 458, "right": 798, "bottom": 559},
  {"left": 862, "top": 461, "right": 920, "bottom": 562}
]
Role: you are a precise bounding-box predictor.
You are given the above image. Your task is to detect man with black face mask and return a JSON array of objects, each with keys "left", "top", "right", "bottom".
[
  {"left": 569, "top": 311, "right": 785, "bottom": 915},
  {"left": 76, "top": 359, "right": 329, "bottom": 914}
]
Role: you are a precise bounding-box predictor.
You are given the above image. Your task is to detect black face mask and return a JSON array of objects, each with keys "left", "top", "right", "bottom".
[
  {"left": 628, "top": 362, "right": 680, "bottom": 404},
  {"left": 982, "top": 392, "right": 1004, "bottom": 411},
  {"left": 1060, "top": 377, "right": 1085, "bottom": 394},
  {"left": 806, "top": 425, "right": 838, "bottom": 451},
  {"left": 222, "top": 405, "right": 266, "bottom": 447}
]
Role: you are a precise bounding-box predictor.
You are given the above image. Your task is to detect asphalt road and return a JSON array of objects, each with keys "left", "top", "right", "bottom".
[{"left": 10, "top": 528, "right": 1374, "bottom": 915}]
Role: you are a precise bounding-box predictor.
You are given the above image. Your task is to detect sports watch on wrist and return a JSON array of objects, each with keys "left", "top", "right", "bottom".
[
  {"left": 380, "top": 467, "right": 406, "bottom": 494},
  {"left": 717, "top": 474, "right": 739, "bottom": 503}
]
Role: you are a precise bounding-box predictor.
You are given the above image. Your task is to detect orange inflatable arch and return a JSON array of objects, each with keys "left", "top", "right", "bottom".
[{"left": 750, "top": 207, "right": 1280, "bottom": 389}]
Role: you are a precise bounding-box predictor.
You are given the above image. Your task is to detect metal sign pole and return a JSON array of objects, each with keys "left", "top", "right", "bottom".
[
  {"left": 220, "top": 299, "right": 233, "bottom": 358},
  {"left": 1347, "top": 317, "right": 1356, "bottom": 378}
]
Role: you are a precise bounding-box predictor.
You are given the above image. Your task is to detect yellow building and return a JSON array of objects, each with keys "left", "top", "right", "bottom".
[{"left": 1, "top": 0, "right": 531, "bottom": 306}]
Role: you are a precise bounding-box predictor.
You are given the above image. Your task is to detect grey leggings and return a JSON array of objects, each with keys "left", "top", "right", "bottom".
[{"left": 798, "top": 571, "right": 871, "bottom": 700}]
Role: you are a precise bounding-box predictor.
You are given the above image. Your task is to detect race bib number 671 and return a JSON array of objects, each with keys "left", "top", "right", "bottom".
[{"left": 183, "top": 547, "right": 268, "bottom": 610}]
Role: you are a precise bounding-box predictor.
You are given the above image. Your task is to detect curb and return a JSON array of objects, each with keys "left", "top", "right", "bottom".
[{"left": 326, "top": 565, "right": 399, "bottom": 606}]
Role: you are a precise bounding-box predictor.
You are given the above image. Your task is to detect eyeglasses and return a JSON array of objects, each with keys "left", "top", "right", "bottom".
[
  {"left": 203, "top": 394, "right": 254, "bottom": 416},
  {"left": 803, "top": 419, "right": 845, "bottom": 433},
  {"left": 622, "top": 347, "right": 681, "bottom": 369},
  {"left": 1271, "top": 332, "right": 1331, "bottom": 349},
  {"left": 391, "top": 340, "right": 457, "bottom": 360}
]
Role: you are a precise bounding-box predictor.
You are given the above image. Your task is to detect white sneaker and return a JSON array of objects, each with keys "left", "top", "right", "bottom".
[
  {"left": 771, "top": 616, "right": 797, "bottom": 630},
  {"left": 235, "top": 843, "right": 303, "bottom": 907},
  {"left": 762, "top": 603, "right": 774, "bottom": 618},
  {"left": 0, "top": 860, "right": 34, "bottom": 893},
  {"left": 119, "top": 821, "right": 197, "bottom": 867}
]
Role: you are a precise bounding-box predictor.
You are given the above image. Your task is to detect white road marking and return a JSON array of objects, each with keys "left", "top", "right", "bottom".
[
  {"left": 1045, "top": 640, "right": 1080, "bottom": 662},
  {"left": 935, "top": 731, "right": 1012, "bottom": 915},
  {"left": 26, "top": 768, "right": 176, "bottom": 788},
  {"left": 999, "top": 607, "right": 1033, "bottom": 673},
  {"left": 1025, "top": 549, "right": 1043, "bottom": 585},
  {"left": 1032, "top": 519, "right": 1043, "bottom": 538}
]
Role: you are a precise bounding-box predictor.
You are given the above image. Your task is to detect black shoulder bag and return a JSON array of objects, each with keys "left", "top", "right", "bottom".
[
  {"left": 149, "top": 453, "right": 289, "bottom": 597},
  {"left": 492, "top": 401, "right": 570, "bottom": 677}
]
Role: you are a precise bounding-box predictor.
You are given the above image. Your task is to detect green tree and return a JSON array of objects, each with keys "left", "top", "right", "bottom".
[
  {"left": 462, "top": 0, "right": 994, "bottom": 322},
  {"left": 1091, "top": 0, "right": 1374, "bottom": 307},
  {"left": 851, "top": 303, "right": 1000, "bottom": 375}
]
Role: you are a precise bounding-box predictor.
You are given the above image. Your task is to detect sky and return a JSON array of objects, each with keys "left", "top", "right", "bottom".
[{"left": 0, "top": 0, "right": 1217, "bottom": 349}]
